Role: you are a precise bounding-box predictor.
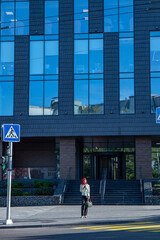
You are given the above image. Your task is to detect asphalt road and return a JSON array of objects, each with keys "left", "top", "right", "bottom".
[{"left": 0, "top": 221, "right": 160, "bottom": 240}]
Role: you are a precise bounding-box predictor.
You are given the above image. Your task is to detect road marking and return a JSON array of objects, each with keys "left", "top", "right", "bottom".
[{"left": 73, "top": 222, "right": 160, "bottom": 233}]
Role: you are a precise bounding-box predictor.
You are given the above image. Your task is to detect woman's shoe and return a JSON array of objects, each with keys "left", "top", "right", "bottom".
[
  {"left": 81, "top": 216, "right": 84, "bottom": 218},
  {"left": 85, "top": 216, "right": 87, "bottom": 218}
]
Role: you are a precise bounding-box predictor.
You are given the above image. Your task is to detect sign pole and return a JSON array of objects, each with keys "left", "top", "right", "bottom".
[
  {"left": 1, "top": 123, "right": 20, "bottom": 225},
  {"left": 157, "top": 149, "right": 160, "bottom": 178},
  {"left": 5, "top": 142, "right": 13, "bottom": 225}
]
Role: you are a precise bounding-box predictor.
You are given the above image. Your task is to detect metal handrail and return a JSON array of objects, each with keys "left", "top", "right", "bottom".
[
  {"left": 102, "top": 170, "right": 107, "bottom": 201},
  {"left": 100, "top": 168, "right": 107, "bottom": 203},
  {"left": 99, "top": 180, "right": 102, "bottom": 194},
  {"left": 62, "top": 167, "right": 72, "bottom": 203},
  {"left": 140, "top": 178, "right": 144, "bottom": 203}
]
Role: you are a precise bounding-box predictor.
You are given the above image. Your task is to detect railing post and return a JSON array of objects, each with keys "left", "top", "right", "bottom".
[
  {"left": 100, "top": 168, "right": 107, "bottom": 204},
  {"left": 62, "top": 167, "right": 72, "bottom": 204}
]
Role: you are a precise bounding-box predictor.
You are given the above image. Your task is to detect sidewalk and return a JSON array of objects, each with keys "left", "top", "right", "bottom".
[{"left": 0, "top": 205, "right": 160, "bottom": 229}]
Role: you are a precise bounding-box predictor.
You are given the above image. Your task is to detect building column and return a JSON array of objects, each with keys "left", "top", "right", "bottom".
[
  {"left": 0, "top": 141, "right": 2, "bottom": 181},
  {"left": 135, "top": 136, "right": 152, "bottom": 180},
  {"left": 60, "top": 137, "right": 76, "bottom": 180}
]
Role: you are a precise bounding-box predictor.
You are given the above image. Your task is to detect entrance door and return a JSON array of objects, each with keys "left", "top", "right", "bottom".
[
  {"left": 94, "top": 154, "right": 121, "bottom": 180},
  {"left": 101, "top": 155, "right": 119, "bottom": 180}
]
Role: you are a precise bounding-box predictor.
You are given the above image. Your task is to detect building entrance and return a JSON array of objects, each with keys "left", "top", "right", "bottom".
[{"left": 93, "top": 154, "right": 122, "bottom": 180}]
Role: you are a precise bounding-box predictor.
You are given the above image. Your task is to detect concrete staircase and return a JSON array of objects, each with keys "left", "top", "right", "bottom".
[
  {"left": 63, "top": 180, "right": 101, "bottom": 205},
  {"left": 104, "top": 180, "right": 143, "bottom": 205},
  {"left": 63, "top": 180, "right": 144, "bottom": 205}
]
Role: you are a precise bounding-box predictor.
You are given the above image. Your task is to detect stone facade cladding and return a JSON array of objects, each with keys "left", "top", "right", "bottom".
[
  {"left": 60, "top": 137, "right": 76, "bottom": 180},
  {"left": 0, "top": 195, "right": 61, "bottom": 207},
  {"left": 136, "top": 137, "right": 152, "bottom": 179},
  {"left": 0, "top": 0, "right": 160, "bottom": 138}
]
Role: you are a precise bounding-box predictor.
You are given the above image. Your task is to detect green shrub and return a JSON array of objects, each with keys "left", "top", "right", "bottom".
[
  {"left": 11, "top": 189, "right": 23, "bottom": 196},
  {"left": 34, "top": 180, "right": 53, "bottom": 188},
  {"left": 35, "top": 187, "right": 54, "bottom": 196},
  {"left": 23, "top": 185, "right": 30, "bottom": 188},
  {"left": 23, "top": 192, "right": 30, "bottom": 196},
  {"left": 153, "top": 184, "right": 160, "bottom": 188},
  {"left": 4, "top": 181, "right": 23, "bottom": 188},
  {"left": 12, "top": 181, "right": 23, "bottom": 188}
]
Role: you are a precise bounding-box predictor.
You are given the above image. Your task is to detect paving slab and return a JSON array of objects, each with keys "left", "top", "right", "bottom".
[{"left": 0, "top": 205, "right": 160, "bottom": 229}]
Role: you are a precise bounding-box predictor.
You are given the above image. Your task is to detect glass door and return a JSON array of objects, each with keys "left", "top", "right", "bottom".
[
  {"left": 83, "top": 155, "right": 91, "bottom": 179},
  {"left": 101, "top": 155, "right": 119, "bottom": 180}
]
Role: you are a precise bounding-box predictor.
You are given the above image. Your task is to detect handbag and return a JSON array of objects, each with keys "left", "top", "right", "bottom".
[{"left": 86, "top": 200, "right": 93, "bottom": 208}]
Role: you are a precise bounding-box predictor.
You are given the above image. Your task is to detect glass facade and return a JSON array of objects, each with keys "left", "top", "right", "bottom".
[
  {"left": 104, "top": 0, "right": 133, "bottom": 33},
  {"left": 119, "top": 35, "right": 134, "bottom": 114},
  {"left": 104, "top": 1, "right": 118, "bottom": 32},
  {"left": 29, "top": 1, "right": 59, "bottom": 116},
  {"left": 74, "top": 0, "right": 88, "bottom": 34},
  {"left": 0, "top": 38, "right": 14, "bottom": 116},
  {"left": 74, "top": 0, "right": 104, "bottom": 115},
  {"left": 1, "top": 0, "right": 29, "bottom": 35},
  {"left": 80, "top": 137, "right": 135, "bottom": 180},
  {"left": 45, "top": 0, "right": 59, "bottom": 35},
  {"left": 150, "top": 32, "right": 160, "bottom": 113},
  {"left": 29, "top": 36, "right": 59, "bottom": 116},
  {"left": 74, "top": 36, "right": 104, "bottom": 115}
]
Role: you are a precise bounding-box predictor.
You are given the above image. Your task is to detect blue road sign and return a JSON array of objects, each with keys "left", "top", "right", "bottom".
[
  {"left": 2, "top": 124, "right": 20, "bottom": 142},
  {"left": 156, "top": 108, "right": 160, "bottom": 123}
]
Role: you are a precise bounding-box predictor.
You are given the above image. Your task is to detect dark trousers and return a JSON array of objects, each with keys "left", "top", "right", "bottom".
[{"left": 81, "top": 196, "right": 88, "bottom": 217}]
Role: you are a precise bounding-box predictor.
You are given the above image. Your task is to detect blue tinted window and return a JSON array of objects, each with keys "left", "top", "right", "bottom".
[
  {"left": 120, "top": 78, "right": 134, "bottom": 114},
  {"left": 89, "top": 39, "right": 103, "bottom": 73},
  {"left": 45, "top": 1, "right": 59, "bottom": 35},
  {"left": 151, "top": 78, "right": 160, "bottom": 113},
  {"left": 0, "top": 81, "right": 13, "bottom": 116},
  {"left": 30, "top": 41, "right": 44, "bottom": 75},
  {"left": 150, "top": 37, "right": 160, "bottom": 72},
  {"left": 29, "top": 81, "right": 43, "bottom": 115},
  {"left": 44, "top": 81, "right": 58, "bottom": 115},
  {"left": 119, "top": 7, "right": 133, "bottom": 32},
  {"left": 119, "top": 38, "right": 134, "bottom": 72},
  {"left": 45, "top": 41, "right": 59, "bottom": 74},
  {"left": 74, "top": 40, "right": 88, "bottom": 74},
  {"left": 74, "top": 80, "right": 88, "bottom": 114},
  {"left": 104, "top": 0, "right": 118, "bottom": 32},
  {"left": 74, "top": 0, "right": 88, "bottom": 34},
  {"left": 1, "top": 2, "right": 14, "bottom": 35},
  {"left": 0, "top": 42, "right": 14, "bottom": 75},
  {"left": 119, "top": 0, "right": 133, "bottom": 7},
  {"left": 16, "top": 2, "right": 29, "bottom": 35},
  {"left": 89, "top": 80, "right": 104, "bottom": 114}
]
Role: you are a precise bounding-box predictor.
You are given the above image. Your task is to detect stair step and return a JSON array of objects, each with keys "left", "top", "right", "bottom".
[{"left": 63, "top": 180, "right": 143, "bottom": 205}]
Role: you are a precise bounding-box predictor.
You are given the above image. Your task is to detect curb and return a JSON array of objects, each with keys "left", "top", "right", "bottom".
[{"left": 1, "top": 217, "right": 160, "bottom": 229}]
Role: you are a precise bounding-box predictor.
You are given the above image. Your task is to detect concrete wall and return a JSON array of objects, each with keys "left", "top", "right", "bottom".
[{"left": 136, "top": 137, "right": 152, "bottom": 179}]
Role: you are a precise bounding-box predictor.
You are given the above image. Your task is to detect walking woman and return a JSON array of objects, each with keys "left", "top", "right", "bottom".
[{"left": 80, "top": 178, "right": 90, "bottom": 218}]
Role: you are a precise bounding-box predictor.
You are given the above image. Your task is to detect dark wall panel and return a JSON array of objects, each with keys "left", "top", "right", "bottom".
[
  {"left": 59, "top": 0, "right": 74, "bottom": 115},
  {"left": 14, "top": 36, "right": 29, "bottom": 117},
  {"left": 104, "top": 33, "right": 119, "bottom": 115},
  {"left": 30, "top": 0, "right": 44, "bottom": 35},
  {"left": 89, "top": 0, "right": 104, "bottom": 33}
]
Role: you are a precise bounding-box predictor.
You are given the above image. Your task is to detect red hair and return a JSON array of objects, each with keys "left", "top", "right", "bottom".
[{"left": 81, "top": 178, "right": 87, "bottom": 185}]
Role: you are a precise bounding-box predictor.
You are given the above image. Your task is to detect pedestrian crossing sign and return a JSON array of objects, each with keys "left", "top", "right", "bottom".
[
  {"left": 2, "top": 124, "right": 20, "bottom": 142},
  {"left": 156, "top": 108, "right": 160, "bottom": 123}
]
